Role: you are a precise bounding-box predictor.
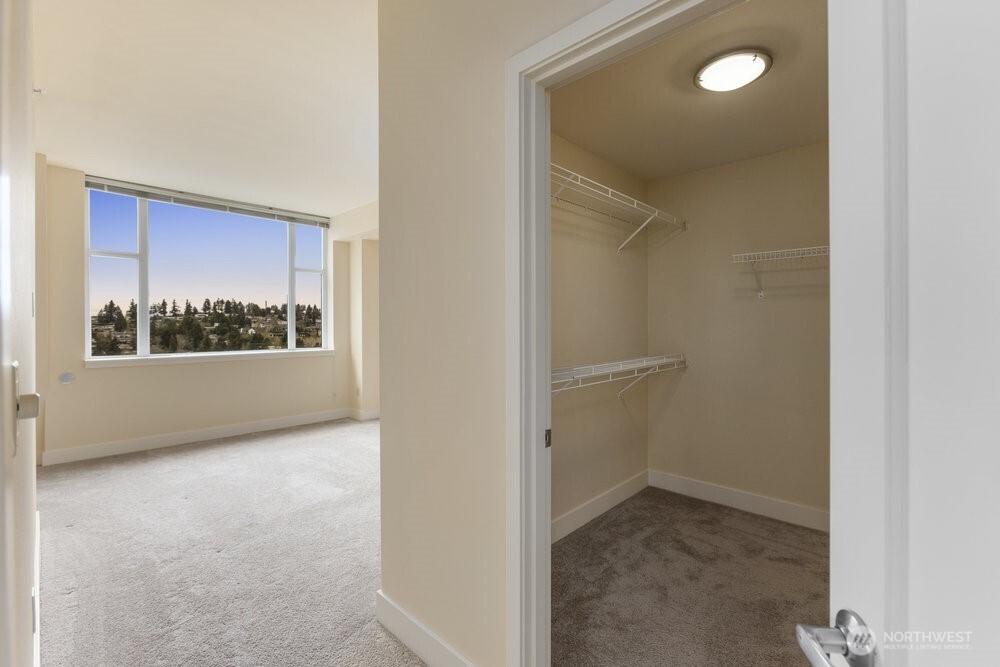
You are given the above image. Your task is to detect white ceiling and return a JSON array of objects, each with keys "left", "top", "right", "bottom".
[
  {"left": 33, "top": 0, "right": 377, "bottom": 218},
  {"left": 551, "top": 0, "right": 827, "bottom": 181}
]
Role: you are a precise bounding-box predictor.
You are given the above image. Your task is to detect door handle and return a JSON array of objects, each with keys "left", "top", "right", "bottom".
[
  {"left": 796, "top": 609, "right": 876, "bottom": 667},
  {"left": 10, "top": 360, "right": 40, "bottom": 457}
]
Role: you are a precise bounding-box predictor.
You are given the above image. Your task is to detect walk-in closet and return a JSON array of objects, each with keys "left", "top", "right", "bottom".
[{"left": 548, "top": 1, "right": 830, "bottom": 664}]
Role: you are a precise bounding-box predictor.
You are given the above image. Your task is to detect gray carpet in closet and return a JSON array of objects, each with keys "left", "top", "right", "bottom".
[{"left": 552, "top": 487, "right": 828, "bottom": 666}]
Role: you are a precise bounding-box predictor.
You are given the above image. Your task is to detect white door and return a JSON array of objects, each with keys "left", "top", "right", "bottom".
[
  {"left": 1, "top": 0, "right": 39, "bottom": 664},
  {"left": 510, "top": 0, "right": 1000, "bottom": 665}
]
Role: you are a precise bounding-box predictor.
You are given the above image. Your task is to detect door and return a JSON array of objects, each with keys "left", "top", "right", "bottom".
[{"left": 1, "top": 0, "right": 39, "bottom": 664}]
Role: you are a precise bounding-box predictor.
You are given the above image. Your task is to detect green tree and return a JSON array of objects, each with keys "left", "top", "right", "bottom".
[
  {"left": 159, "top": 299, "right": 168, "bottom": 316},
  {"left": 184, "top": 299, "right": 193, "bottom": 316},
  {"left": 203, "top": 298, "right": 212, "bottom": 314},
  {"left": 170, "top": 299, "right": 180, "bottom": 317},
  {"left": 92, "top": 333, "right": 120, "bottom": 356},
  {"left": 127, "top": 299, "right": 137, "bottom": 329},
  {"left": 247, "top": 332, "right": 267, "bottom": 350}
]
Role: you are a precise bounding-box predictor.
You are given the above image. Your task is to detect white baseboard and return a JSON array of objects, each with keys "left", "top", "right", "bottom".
[
  {"left": 350, "top": 408, "right": 381, "bottom": 421},
  {"left": 375, "top": 590, "right": 471, "bottom": 667},
  {"left": 41, "top": 409, "right": 353, "bottom": 466},
  {"left": 648, "top": 469, "right": 829, "bottom": 532},
  {"left": 551, "top": 469, "right": 647, "bottom": 543}
]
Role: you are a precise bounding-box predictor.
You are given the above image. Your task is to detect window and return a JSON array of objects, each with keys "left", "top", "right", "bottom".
[{"left": 87, "top": 178, "right": 329, "bottom": 359}]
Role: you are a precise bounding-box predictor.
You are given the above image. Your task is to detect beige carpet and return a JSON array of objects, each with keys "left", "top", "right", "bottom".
[
  {"left": 37, "top": 420, "right": 422, "bottom": 667},
  {"left": 552, "top": 487, "right": 829, "bottom": 665}
]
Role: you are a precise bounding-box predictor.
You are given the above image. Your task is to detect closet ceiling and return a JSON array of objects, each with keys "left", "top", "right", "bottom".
[
  {"left": 33, "top": 0, "right": 377, "bottom": 217},
  {"left": 551, "top": 0, "right": 827, "bottom": 180}
]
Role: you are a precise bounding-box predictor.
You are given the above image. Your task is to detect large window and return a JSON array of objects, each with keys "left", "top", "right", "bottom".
[{"left": 87, "top": 179, "right": 329, "bottom": 359}]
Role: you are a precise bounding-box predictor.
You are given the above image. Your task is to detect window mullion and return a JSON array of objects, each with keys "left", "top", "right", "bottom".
[
  {"left": 287, "top": 223, "right": 296, "bottom": 349},
  {"left": 137, "top": 198, "right": 151, "bottom": 356}
]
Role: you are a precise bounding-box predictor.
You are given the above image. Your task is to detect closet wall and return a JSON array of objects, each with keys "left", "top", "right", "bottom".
[
  {"left": 646, "top": 142, "right": 830, "bottom": 512},
  {"left": 551, "top": 138, "right": 830, "bottom": 535},
  {"left": 551, "top": 135, "right": 649, "bottom": 526}
]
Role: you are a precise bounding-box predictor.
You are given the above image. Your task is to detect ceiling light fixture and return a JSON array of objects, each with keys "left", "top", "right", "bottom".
[{"left": 694, "top": 49, "right": 772, "bottom": 92}]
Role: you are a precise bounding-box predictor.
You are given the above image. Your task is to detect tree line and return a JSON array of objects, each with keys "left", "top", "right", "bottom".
[{"left": 92, "top": 297, "right": 321, "bottom": 355}]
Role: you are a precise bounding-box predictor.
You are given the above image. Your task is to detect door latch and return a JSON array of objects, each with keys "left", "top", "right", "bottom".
[
  {"left": 797, "top": 609, "right": 876, "bottom": 667},
  {"left": 544, "top": 429, "right": 551, "bottom": 448}
]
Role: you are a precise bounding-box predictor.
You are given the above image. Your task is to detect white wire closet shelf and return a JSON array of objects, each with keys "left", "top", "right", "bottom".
[
  {"left": 551, "top": 354, "right": 687, "bottom": 399},
  {"left": 551, "top": 164, "right": 686, "bottom": 253},
  {"left": 731, "top": 245, "right": 830, "bottom": 299}
]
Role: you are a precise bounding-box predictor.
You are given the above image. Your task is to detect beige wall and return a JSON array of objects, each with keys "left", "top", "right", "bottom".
[
  {"left": 379, "top": 2, "right": 609, "bottom": 664},
  {"left": 37, "top": 164, "right": 356, "bottom": 455},
  {"left": 551, "top": 135, "right": 649, "bottom": 519},
  {"left": 331, "top": 199, "right": 379, "bottom": 242},
  {"left": 350, "top": 239, "right": 380, "bottom": 416},
  {"left": 35, "top": 154, "right": 50, "bottom": 458},
  {"left": 646, "top": 142, "right": 830, "bottom": 511}
]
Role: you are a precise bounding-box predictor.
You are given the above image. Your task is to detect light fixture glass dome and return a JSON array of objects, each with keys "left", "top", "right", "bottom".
[{"left": 695, "top": 50, "right": 772, "bottom": 92}]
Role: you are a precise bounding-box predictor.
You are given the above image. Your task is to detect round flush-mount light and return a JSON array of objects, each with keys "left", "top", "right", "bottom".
[{"left": 694, "top": 49, "right": 772, "bottom": 92}]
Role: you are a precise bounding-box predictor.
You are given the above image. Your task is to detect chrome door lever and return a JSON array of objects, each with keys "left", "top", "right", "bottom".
[
  {"left": 796, "top": 609, "right": 876, "bottom": 667},
  {"left": 11, "top": 360, "right": 40, "bottom": 457}
]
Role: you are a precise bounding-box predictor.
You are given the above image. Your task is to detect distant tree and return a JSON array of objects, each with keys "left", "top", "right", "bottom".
[
  {"left": 127, "top": 299, "right": 137, "bottom": 329},
  {"left": 247, "top": 332, "right": 267, "bottom": 350},
  {"left": 184, "top": 299, "right": 193, "bottom": 316},
  {"left": 171, "top": 299, "right": 180, "bottom": 317},
  {"left": 97, "top": 299, "right": 122, "bottom": 325},
  {"left": 92, "top": 333, "right": 120, "bottom": 356},
  {"left": 158, "top": 319, "right": 179, "bottom": 352},
  {"left": 113, "top": 310, "right": 128, "bottom": 332},
  {"left": 203, "top": 298, "right": 212, "bottom": 314},
  {"left": 159, "top": 299, "right": 168, "bottom": 316}
]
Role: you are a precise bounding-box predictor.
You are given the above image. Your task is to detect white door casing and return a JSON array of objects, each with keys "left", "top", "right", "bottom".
[
  {"left": 506, "top": 0, "right": 911, "bottom": 665},
  {"left": 1, "top": 0, "right": 39, "bottom": 665}
]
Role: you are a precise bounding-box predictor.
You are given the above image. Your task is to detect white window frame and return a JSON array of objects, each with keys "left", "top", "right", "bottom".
[{"left": 84, "top": 182, "right": 331, "bottom": 366}]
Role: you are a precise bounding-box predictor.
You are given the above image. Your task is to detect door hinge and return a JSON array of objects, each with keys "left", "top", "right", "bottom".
[{"left": 544, "top": 429, "right": 551, "bottom": 448}]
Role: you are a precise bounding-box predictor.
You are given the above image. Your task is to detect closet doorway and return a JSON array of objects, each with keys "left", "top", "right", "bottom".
[
  {"left": 549, "top": 1, "right": 828, "bottom": 663},
  {"left": 506, "top": 0, "right": 907, "bottom": 665}
]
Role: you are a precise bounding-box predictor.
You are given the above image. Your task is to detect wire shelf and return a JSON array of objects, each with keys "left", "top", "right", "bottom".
[
  {"left": 551, "top": 164, "right": 685, "bottom": 252},
  {"left": 731, "top": 245, "right": 829, "bottom": 299},
  {"left": 732, "top": 245, "right": 829, "bottom": 264},
  {"left": 551, "top": 354, "right": 687, "bottom": 398}
]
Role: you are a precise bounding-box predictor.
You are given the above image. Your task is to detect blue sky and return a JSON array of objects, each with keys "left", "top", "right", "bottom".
[{"left": 89, "top": 190, "right": 322, "bottom": 314}]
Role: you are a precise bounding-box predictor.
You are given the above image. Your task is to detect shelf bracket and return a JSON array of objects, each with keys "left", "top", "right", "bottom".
[
  {"left": 749, "top": 261, "right": 765, "bottom": 299},
  {"left": 617, "top": 367, "right": 656, "bottom": 399},
  {"left": 552, "top": 378, "right": 576, "bottom": 395},
  {"left": 617, "top": 213, "right": 657, "bottom": 254}
]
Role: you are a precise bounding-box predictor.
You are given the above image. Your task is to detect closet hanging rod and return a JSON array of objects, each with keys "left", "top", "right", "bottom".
[
  {"left": 551, "top": 354, "right": 687, "bottom": 398},
  {"left": 551, "top": 164, "right": 685, "bottom": 252}
]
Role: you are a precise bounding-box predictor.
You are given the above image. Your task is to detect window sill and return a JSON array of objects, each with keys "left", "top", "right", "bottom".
[{"left": 84, "top": 348, "right": 335, "bottom": 368}]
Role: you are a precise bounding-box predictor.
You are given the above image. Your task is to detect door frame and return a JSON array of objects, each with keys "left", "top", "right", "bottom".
[{"left": 504, "top": 0, "right": 910, "bottom": 665}]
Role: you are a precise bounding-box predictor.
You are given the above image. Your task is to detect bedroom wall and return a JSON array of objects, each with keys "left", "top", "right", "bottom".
[
  {"left": 645, "top": 142, "right": 830, "bottom": 513},
  {"left": 37, "top": 163, "right": 355, "bottom": 462},
  {"left": 550, "top": 135, "right": 649, "bottom": 528}
]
